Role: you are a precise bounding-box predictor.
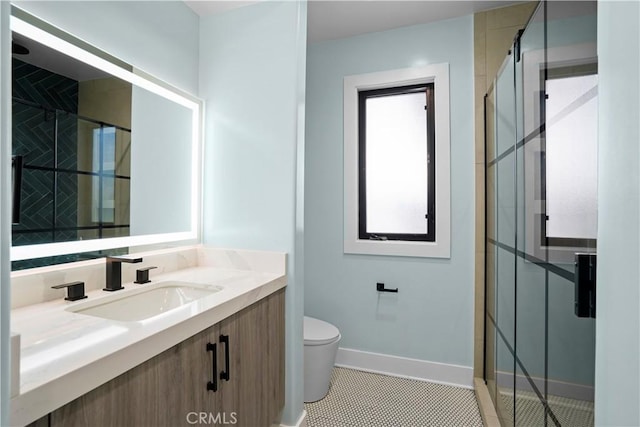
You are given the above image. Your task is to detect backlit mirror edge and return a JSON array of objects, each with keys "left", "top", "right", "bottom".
[{"left": 9, "top": 7, "right": 203, "bottom": 262}]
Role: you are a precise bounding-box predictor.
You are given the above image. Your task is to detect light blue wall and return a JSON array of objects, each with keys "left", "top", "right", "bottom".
[
  {"left": 12, "top": 1, "right": 199, "bottom": 94},
  {"left": 305, "top": 16, "right": 474, "bottom": 367},
  {"left": 596, "top": 1, "right": 640, "bottom": 426},
  {"left": 199, "top": 2, "right": 306, "bottom": 425}
]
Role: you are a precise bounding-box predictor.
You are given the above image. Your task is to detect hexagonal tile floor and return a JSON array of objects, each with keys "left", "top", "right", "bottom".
[{"left": 305, "top": 367, "right": 483, "bottom": 427}]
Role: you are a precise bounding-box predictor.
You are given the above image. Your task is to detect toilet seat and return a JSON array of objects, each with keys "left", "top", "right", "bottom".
[{"left": 304, "top": 316, "right": 340, "bottom": 346}]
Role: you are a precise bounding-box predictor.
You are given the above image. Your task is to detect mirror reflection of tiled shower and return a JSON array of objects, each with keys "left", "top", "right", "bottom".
[
  {"left": 484, "top": 2, "right": 597, "bottom": 426},
  {"left": 11, "top": 47, "right": 132, "bottom": 270}
]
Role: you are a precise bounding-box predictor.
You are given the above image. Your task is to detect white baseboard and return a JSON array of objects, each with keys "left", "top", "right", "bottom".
[
  {"left": 335, "top": 347, "right": 474, "bottom": 389},
  {"left": 280, "top": 410, "right": 307, "bottom": 427},
  {"left": 496, "top": 371, "right": 594, "bottom": 401}
]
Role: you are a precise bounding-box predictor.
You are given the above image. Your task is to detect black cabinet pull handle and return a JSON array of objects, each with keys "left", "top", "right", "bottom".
[
  {"left": 219, "top": 334, "right": 230, "bottom": 381},
  {"left": 206, "top": 342, "right": 217, "bottom": 392}
]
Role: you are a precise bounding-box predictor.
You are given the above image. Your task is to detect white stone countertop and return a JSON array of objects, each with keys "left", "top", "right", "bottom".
[{"left": 10, "top": 263, "right": 286, "bottom": 426}]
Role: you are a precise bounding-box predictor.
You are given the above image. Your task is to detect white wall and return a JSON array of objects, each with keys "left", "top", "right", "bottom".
[
  {"left": 595, "top": 1, "right": 640, "bottom": 426},
  {"left": 199, "top": 2, "right": 307, "bottom": 425},
  {"left": 305, "top": 16, "right": 475, "bottom": 374}
]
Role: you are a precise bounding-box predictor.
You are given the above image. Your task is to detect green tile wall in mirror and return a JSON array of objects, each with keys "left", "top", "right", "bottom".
[{"left": 10, "top": 6, "right": 202, "bottom": 270}]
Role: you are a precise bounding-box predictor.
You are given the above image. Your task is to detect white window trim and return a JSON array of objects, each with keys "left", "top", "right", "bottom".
[{"left": 343, "top": 63, "right": 451, "bottom": 258}]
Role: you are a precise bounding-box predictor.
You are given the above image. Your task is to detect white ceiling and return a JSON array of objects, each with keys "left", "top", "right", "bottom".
[
  {"left": 185, "top": 0, "right": 524, "bottom": 44},
  {"left": 306, "top": 1, "right": 523, "bottom": 43},
  {"left": 185, "top": 0, "right": 261, "bottom": 16},
  {"left": 13, "top": 1, "right": 527, "bottom": 82}
]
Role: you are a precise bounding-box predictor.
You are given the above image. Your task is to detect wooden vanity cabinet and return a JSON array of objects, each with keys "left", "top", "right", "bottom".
[
  {"left": 217, "top": 287, "right": 285, "bottom": 426},
  {"left": 34, "top": 289, "right": 284, "bottom": 427}
]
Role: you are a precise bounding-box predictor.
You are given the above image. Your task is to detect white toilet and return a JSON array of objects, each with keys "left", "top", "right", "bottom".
[{"left": 303, "top": 316, "right": 341, "bottom": 402}]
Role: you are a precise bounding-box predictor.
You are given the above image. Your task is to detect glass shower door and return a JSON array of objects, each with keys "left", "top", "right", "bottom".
[
  {"left": 538, "top": 2, "right": 597, "bottom": 426},
  {"left": 485, "top": 2, "right": 597, "bottom": 426},
  {"left": 514, "top": 5, "right": 548, "bottom": 426},
  {"left": 486, "top": 50, "right": 519, "bottom": 425}
]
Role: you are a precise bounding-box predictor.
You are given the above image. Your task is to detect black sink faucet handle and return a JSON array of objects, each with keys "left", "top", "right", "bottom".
[
  {"left": 134, "top": 266, "right": 158, "bottom": 284},
  {"left": 52, "top": 281, "right": 87, "bottom": 301}
]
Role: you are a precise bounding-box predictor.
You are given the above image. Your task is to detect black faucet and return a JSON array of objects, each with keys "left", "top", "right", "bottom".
[
  {"left": 52, "top": 281, "right": 87, "bottom": 301},
  {"left": 104, "top": 255, "right": 143, "bottom": 291}
]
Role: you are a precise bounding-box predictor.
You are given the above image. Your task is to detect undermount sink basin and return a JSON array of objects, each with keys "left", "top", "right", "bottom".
[{"left": 69, "top": 281, "right": 223, "bottom": 322}]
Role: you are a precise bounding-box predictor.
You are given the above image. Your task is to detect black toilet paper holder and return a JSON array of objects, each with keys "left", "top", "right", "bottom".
[{"left": 376, "top": 282, "right": 398, "bottom": 293}]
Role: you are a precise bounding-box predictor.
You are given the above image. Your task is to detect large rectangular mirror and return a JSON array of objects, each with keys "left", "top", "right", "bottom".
[{"left": 9, "top": 7, "right": 202, "bottom": 269}]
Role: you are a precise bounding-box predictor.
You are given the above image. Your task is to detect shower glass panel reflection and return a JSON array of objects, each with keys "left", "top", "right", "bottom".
[
  {"left": 12, "top": 99, "right": 132, "bottom": 269},
  {"left": 485, "top": 2, "right": 597, "bottom": 426}
]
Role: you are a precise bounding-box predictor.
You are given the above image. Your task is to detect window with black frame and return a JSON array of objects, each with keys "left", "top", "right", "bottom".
[{"left": 357, "top": 83, "right": 435, "bottom": 242}]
